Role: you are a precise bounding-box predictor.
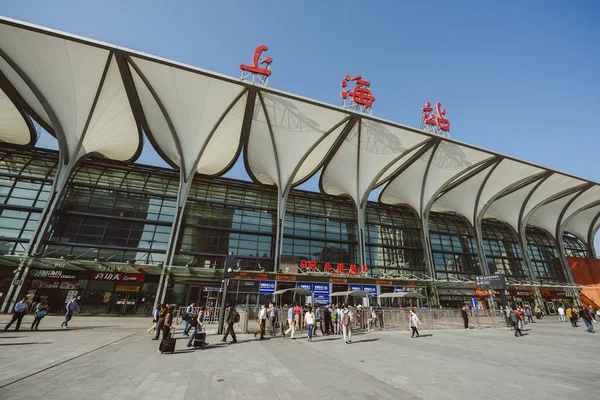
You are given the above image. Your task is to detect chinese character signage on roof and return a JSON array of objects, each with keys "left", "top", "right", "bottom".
[
  {"left": 298, "top": 260, "right": 369, "bottom": 276},
  {"left": 421, "top": 101, "right": 451, "bottom": 137},
  {"left": 240, "top": 45, "right": 273, "bottom": 86},
  {"left": 341, "top": 75, "right": 376, "bottom": 114}
]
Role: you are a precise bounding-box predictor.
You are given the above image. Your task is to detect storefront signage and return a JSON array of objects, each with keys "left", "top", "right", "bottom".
[
  {"left": 313, "top": 284, "right": 329, "bottom": 295},
  {"left": 259, "top": 281, "right": 275, "bottom": 294},
  {"left": 115, "top": 285, "right": 140, "bottom": 292},
  {"left": 329, "top": 277, "right": 348, "bottom": 283},
  {"left": 203, "top": 287, "right": 222, "bottom": 292},
  {"left": 91, "top": 272, "right": 145, "bottom": 282},
  {"left": 276, "top": 274, "right": 296, "bottom": 281},
  {"left": 59, "top": 281, "right": 81, "bottom": 290},
  {"left": 298, "top": 260, "right": 369, "bottom": 276},
  {"left": 395, "top": 287, "right": 404, "bottom": 292},
  {"left": 30, "top": 270, "right": 77, "bottom": 280},
  {"left": 510, "top": 290, "right": 532, "bottom": 297},
  {"left": 376, "top": 280, "right": 392, "bottom": 285}
]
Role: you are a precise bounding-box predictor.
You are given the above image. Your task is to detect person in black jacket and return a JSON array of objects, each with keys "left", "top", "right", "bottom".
[
  {"left": 461, "top": 306, "right": 469, "bottom": 329},
  {"left": 221, "top": 305, "right": 238, "bottom": 343}
]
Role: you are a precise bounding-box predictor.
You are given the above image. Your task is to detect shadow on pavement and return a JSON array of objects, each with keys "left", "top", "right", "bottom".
[
  {"left": 0, "top": 336, "right": 27, "bottom": 339},
  {"left": 31, "top": 326, "right": 120, "bottom": 332},
  {"left": 0, "top": 342, "right": 51, "bottom": 346},
  {"left": 350, "top": 338, "right": 380, "bottom": 344}
]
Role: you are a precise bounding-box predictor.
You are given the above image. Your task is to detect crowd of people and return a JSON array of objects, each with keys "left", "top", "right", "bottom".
[{"left": 3, "top": 296, "right": 79, "bottom": 331}]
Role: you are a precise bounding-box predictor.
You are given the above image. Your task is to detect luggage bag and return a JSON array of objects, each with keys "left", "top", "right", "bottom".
[{"left": 193, "top": 332, "right": 207, "bottom": 348}]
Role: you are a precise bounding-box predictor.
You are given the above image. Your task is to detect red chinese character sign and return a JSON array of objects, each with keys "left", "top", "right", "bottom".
[
  {"left": 421, "top": 101, "right": 451, "bottom": 137},
  {"left": 341, "top": 75, "right": 376, "bottom": 114},
  {"left": 240, "top": 45, "right": 273, "bottom": 86}
]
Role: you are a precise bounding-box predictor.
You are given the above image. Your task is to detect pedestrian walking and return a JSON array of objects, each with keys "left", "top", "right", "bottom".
[
  {"left": 572, "top": 306, "right": 580, "bottom": 327},
  {"left": 330, "top": 304, "right": 337, "bottom": 334},
  {"left": 341, "top": 304, "right": 353, "bottom": 344},
  {"left": 284, "top": 304, "right": 296, "bottom": 338},
  {"left": 305, "top": 306, "right": 315, "bottom": 342},
  {"left": 516, "top": 306, "right": 525, "bottom": 331},
  {"left": 158, "top": 305, "right": 175, "bottom": 353},
  {"left": 566, "top": 306, "right": 573, "bottom": 326},
  {"left": 61, "top": 297, "right": 80, "bottom": 329},
  {"left": 510, "top": 307, "right": 522, "bottom": 337},
  {"left": 268, "top": 303, "right": 278, "bottom": 336},
  {"left": 153, "top": 304, "right": 168, "bottom": 340},
  {"left": 31, "top": 301, "right": 48, "bottom": 331},
  {"left": 557, "top": 306, "right": 566, "bottom": 322},
  {"left": 581, "top": 307, "right": 595, "bottom": 333},
  {"left": 525, "top": 306, "right": 534, "bottom": 323},
  {"left": 323, "top": 304, "right": 331, "bottom": 335},
  {"left": 293, "top": 303, "right": 302, "bottom": 330},
  {"left": 254, "top": 304, "right": 267, "bottom": 340},
  {"left": 336, "top": 304, "right": 343, "bottom": 335},
  {"left": 409, "top": 309, "right": 421, "bottom": 338},
  {"left": 221, "top": 305, "right": 239, "bottom": 343},
  {"left": 461, "top": 306, "right": 469, "bottom": 329},
  {"left": 148, "top": 304, "right": 162, "bottom": 334},
  {"left": 187, "top": 307, "right": 206, "bottom": 347},
  {"left": 182, "top": 301, "right": 196, "bottom": 336},
  {"left": 4, "top": 297, "right": 28, "bottom": 332},
  {"left": 588, "top": 306, "right": 596, "bottom": 322}
]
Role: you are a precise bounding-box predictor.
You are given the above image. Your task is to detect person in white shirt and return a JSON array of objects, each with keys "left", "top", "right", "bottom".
[
  {"left": 409, "top": 309, "right": 421, "bottom": 338},
  {"left": 304, "top": 306, "right": 315, "bottom": 342},
  {"left": 254, "top": 304, "right": 267, "bottom": 340},
  {"left": 341, "top": 305, "right": 353, "bottom": 344},
  {"left": 557, "top": 306, "right": 566, "bottom": 322}
]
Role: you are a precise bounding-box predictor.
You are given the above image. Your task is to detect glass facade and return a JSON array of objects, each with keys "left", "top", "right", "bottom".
[
  {"left": 0, "top": 147, "right": 57, "bottom": 255},
  {"left": 429, "top": 212, "right": 481, "bottom": 280},
  {"left": 282, "top": 192, "right": 359, "bottom": 265},
  {"left": 481, "top": 219, "right": 527, "bottom": 277},
  {"left": 43, "top": 162, "right": 179, "bottom": 264},
  {"left": 562, "top": 233, "right": 588, "bottom": 258},
  {"left": 174, "top": 178, "right": 277, "bottom": 270},
  {"left": 526, "top": 227, "right": 565, "bottom": 281},
  {"left": 364, "top": 204, "right": 424, "bottom": 275}
]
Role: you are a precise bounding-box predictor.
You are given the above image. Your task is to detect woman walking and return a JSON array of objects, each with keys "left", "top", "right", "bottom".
[
  {"left": 158, "top": 305, "right": 175, "bottom": 354},
  {"left": 31, "top": 302, "right": 48, "bottom": 331},
  {"left": 304, "top": 306, "right": 315, "bottom": 342},
  {"left": 409, "top": 309, "right": 421, "bottom": 338}
]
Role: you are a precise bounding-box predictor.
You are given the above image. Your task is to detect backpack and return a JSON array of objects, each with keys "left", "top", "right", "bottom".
[
  {"left": 232, "top": 310, "right": 240, "bottom": 323},
  {"left": 342, "top": 312, "right": 350, "bottom": 326},
  {"left": 182, "top": 311, "right": 189, "bottom": 321}
]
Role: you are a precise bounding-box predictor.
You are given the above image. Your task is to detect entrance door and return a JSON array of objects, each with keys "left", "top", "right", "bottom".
[
  {"left": 108, "top": 292, "right": 137, "bottom": 313},
  {"left": 546, "top": 301, "right": 556, "bottom": 315}
]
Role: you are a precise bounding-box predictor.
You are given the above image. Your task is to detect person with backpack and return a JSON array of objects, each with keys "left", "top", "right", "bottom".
[
  {"left": 61, "top": 297, "right": 80, "bottom": 329},
  {"left": 509, "top": 307, "right": 522, "bottom": 337},
  {"left": 187, "top": 307, "right": 206, "bottom": 347},
  {"left": 221, "top": 304, "right": 239, "bottom": 343},
  {"left": 182, "top": 301, "right": 196, "bottom": 336},
  {"left": 409, "top": 309, "right": 421, "bottom": 338},
  {"left": 31, "top": 301, "right": 48, "bottom": 331},
  {"left": 341, "top": 304, "right": 353, "bottom": 344}
]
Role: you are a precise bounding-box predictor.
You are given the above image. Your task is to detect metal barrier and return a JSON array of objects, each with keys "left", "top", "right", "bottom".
[{"left": 174, "top": 307, "right": 222, "bottom": 325}]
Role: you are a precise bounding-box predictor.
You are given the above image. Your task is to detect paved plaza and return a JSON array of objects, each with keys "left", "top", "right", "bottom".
[{"left": 0, "top": 314, "right": 599, "bottom": 400}]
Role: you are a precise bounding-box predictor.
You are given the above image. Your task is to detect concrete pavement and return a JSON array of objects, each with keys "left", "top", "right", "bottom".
[{"left": 0, "top": 314, "right": 598, "bottom": 399}]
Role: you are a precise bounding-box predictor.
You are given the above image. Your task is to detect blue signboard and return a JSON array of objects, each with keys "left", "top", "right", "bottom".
[
  {"left": 349, "top": 285, "right": 363, "bottom": 292},
  {"left": 297, "top": 283, "right": 313, "bottom": 291},
  {"left": 259, "top": 281, "right": 275, "bottom": 294},
  {"left": 313, "top": 284, "right": 329, "bottom": 295},
  {"left": 363, "top": 285, "right": 377, "bottom": 295},
  {"left": 395, "top": 287, "right": 404, "bottom": 292},
  {"left": 314, "top": 295, "right": 330, "bottom": 305}
]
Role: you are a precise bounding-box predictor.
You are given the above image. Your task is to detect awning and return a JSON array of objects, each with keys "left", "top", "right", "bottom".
[
  {"left": 379, "top": 292, "right": 426, "bottom": 299},
  {"left": 273, "top": 287, "right": 312, "bottom": 296}
]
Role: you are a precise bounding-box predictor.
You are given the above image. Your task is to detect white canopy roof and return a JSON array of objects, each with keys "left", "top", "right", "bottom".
[{"left": 1, "top": 16, "right": 599, "bottom": 249}]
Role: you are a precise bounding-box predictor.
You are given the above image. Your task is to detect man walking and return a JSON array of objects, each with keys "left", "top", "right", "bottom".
[
  {"left": 284, "top": 304, "right": 296, "bottom": 338},
  {"left": 557, "top": 305, "right": 566, "bottom": 322},
  {"left": 221, "top": 305, "right": 238, "bottom": 343},
  {"left": 510, "top": 307, "right": 522, "bottom": 337},
  {"left": 182, "top": 301, "right": 196, "bottom": 336},
  {"left": 268, "top": 303, "right": 278, "bottom": 336},
  {"left": 61, "top": 297, "right": 80, "bottom": 328},
  {"left": 254, "top": 304, "right": 267, "bottom": 340},
  {"left": 4, "top": 296, "right": 28, "bottom": 331},
  {"left": 581, "top": 307, "right": 595, "bottom": 333}
]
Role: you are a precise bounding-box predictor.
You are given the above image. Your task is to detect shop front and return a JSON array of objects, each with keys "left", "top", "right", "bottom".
[
  {"left": 508, "top": 289, "right": 535, "bottom": 309},
  {"left": 540, "top": 288, "right": 573, "bottom": 314},
  {"left": 438, "top": 288, "right": 478, "bottom": 309},
  {"left": 25, "top": 269, "right": 83, "bottom": 312}
]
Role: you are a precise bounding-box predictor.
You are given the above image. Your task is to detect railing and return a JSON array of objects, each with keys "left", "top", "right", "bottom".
[{"left": 174, "top": 307, "right": 222, "bottom": 325}]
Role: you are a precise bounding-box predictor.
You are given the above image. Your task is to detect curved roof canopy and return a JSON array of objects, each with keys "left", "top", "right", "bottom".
[{"left": 1, "top": 16, "right": 599, "bottom": 248}]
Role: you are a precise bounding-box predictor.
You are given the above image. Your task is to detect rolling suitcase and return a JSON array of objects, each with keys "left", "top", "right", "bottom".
[
  {"left": 160, "top": 329, "right": 176, "bottom": 354},
  {"left": 193, "top": 332, "right": 206, "bottom": 348}
]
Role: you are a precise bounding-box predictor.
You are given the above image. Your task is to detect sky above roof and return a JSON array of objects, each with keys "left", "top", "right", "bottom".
[{"left": 2, "top": 0, "right": 600, "bottom": 246}]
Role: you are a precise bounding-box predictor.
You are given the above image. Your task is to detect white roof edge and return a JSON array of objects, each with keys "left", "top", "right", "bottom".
[{"left": 1, "top": 16, "right": 599, "bottom": 187}]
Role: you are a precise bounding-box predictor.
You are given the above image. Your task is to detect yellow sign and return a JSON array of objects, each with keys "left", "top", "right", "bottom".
[{"left": 115, "top": 285, "right": 140, "bottom": 292}]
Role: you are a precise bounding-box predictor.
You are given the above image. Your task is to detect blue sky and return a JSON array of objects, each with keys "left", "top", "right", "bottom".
[{"left": 2, "top": 1, "right": 600, "bottom": 245}]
